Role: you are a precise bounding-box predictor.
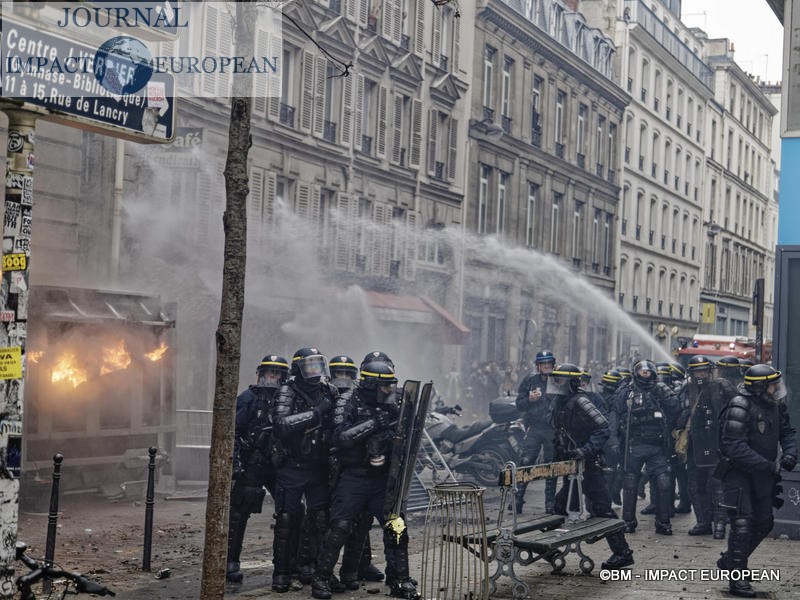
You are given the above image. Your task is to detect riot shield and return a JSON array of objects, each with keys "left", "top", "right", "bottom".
[{"left": 383, "top": 380, "right": 421, "bottom": 519}]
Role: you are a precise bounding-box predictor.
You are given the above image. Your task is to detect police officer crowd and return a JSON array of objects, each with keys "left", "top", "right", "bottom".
[
  {"left": 226, "top": 347, "right": 420, "bottom": 600},
  {"left": 514, "top": 351, "right": 796, "bottom": 597}
]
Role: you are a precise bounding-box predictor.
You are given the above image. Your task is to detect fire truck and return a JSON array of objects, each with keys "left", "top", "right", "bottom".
[{"left": 675, "top": 334, "right": 772, "bottom": 367}]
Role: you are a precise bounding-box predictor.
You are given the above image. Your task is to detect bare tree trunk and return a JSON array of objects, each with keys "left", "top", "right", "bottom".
[{"left": 199, "top": 3, "right": 255, "bottom": 598}]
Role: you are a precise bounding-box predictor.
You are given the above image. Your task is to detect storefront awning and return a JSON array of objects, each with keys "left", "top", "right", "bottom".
[{"left": 364, "top": 291, "right": 470, "bottom": 345}]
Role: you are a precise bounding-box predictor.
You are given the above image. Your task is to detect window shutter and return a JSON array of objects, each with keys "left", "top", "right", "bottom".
[
  {"left": 313, "top": 55, "right": 327, "bottom": 137},
  {"left": 202, "top": 5, "right": 219, "bottom": 96},
  {"left": 382, "top": 0, "right": 393, "bottom": 40},
  {"left": 249, "top": 166, "right": 264, "bottom": 220},
  {"left": 310, "top": 185, "right": 321, "bottom": 230},
  {"left": 358, "top": 0, "right": 369, "bottom": 27},
  {"left": 371, "top": 203, "right": 392, "bottom": 277},
  {"left": 376, "top": 85, "right": 388, "bottom": 158},
  {"left": 447, "top": 118, "right": 458, "bottom": 180},
  {"left": 295, "top": 182, "right": 311, "bottom": 219},
  {"left": 268, "top": 35, "right": 282, "bottom": 121},
  {"left": 391, "top": 94, "right": 403, "bottom": 164},
  {"left": 404, "top": 211, "right": 417, "bottom": 280},
  {"left": 300, "top": 50, "right": 315, "bottom": 132},
  {"left": 414, "top": 0, "right": 426, "bottom": 56},
  {"left": 431, "top": 6, "right": 442, "bottom": 66},
  {"left": 341, "top": 74, "right": 354, "bottom": 147},
  {"left": 254, "top": 31, "right": 269, "bottom": 115},
  {"left": 427, "top": 108, "right": 439, "bottom": 173},
  {"left": 265, "top": 172, "right": 277, "bottom": 226},
  {"left": 354, "top": 74, "right": 365, "bottom": 152},
  {"left": 334, "top": 192, "right": 358, "bottom": 271},
  {"left": 345, "top": 0, "right": 357, "bottom": 22},
  {"left": 409, "top": 98, "right": 423, "bottom": 168},
  {"left": 391, "top": 0, "right": 402, "bottom": 44},
  {"left": 218, "top": 9, "right": 234, "bottom": 96}
]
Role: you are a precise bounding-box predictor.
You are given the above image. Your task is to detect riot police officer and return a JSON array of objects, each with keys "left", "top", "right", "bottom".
[
  {"left": 227, "top": 355, "right": 289, "bottom": 583},
  {"left": 548, "top": 364, "right": 634, "bottom": 570},
  {"left": 312, "top": 359, "right": 420, "bottom": 600},
  {"left": 716, "top": 365, "right": 796, "bottom": 598},
  {"left": 597, "top": 370, "right": 623, "bottom": 504},
  {"left": 716, "top": 356, "right": 743, "bottom": 388},
  {"left": 616, "top": 360, "right": 679, "bottom": 535},
  {"left": 676, "top": 356, "right": 729, "bottom": 535},
  {"left": 329, "top": 354, "right": 385, "bottom": 587},
  {"left": 270, "top": 347, "right": 338, "bottom": 593},
  {"left": 514, "top": 350, "right": 557, "bottom": 513}
]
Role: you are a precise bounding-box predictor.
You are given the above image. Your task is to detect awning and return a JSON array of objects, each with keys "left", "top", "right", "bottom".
[
  {"left": 364, "top": 291, "right": 470, "bottom": 345},
  {"left": 30, "top": 285, "right": 175, "bottom": 328}
]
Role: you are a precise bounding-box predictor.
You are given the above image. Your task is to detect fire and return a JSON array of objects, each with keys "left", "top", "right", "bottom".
[
  {"left": 100, "top": 339, "right": 132, "bottom": 376},
  {"left": 144, "top": 341, "right": 168, "bottom": 362},
  {"left": 28, "top": 351, "right": 44, "bottom": 364},
  {"left": 51, "top": 353, "right": 88, "bottom": 388}
]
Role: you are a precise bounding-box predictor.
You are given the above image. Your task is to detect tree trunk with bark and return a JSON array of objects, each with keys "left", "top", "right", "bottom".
[{"left": 199, "top": 2, "right": 256, "bottom": 598}]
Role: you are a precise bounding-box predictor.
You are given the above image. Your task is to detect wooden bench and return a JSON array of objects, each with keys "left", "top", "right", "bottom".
[{"left": 485, "top": 460, "right": 626, "bottom": 598}]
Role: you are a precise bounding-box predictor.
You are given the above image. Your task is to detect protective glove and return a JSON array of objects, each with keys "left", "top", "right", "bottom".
[
  {"left": 314, "top": 396, "right": 332, "bottom": 419},
  {"left": 373, "top": 409, "right": 391, "bottom": 429},
  {"left": 781, "top": 454, "right": 797, "bottom": 472}
]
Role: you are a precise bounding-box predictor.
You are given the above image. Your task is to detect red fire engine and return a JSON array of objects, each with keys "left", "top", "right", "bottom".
[{"left": 675, "top": 334, "right": 772, "bottom": 367}]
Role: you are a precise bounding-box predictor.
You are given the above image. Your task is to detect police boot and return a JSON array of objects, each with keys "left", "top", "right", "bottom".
[
  {"left": 609, "top": 469, "right": 623, "bottom": 506},
  {"left": 601, "top": 531, "right": 634, "bottom": 570},
  {"left": 713, "top": 520, "right": 727, "bottom": 540},
  {"left": 654, "top": 473, "right": 673, "bottom": 535},
  {"left": 622, "top": 473, "right": 639, "bottom": 533},
  {"left": 313, "top": 522, "right": 350, "bottom": 599},
  {"left": 299, "top": 509, "right": 329, "bottom": 584},
  {"left": 226, "top": 509, "right": 248, "bottom": 583},
  {"left": 384, "top": 524, "right": 419, "bottom": 599},
  {"left": 272, "top": 513, "right": 295, "bottom": 593},
  {"left": 339, "top": 518, "right": 369, "bottom": 590},
  {"left": 639, "top": 503, "right": 656, "bottom": 515},
  {"left": 674, "top": 465, "right": 692, "bottom": 513},
  {"left": 728, "top": 517, "right": 756, "bottom": 598},
  {"left": 358, "top": 533, "right": 384, "bottom": 582}
]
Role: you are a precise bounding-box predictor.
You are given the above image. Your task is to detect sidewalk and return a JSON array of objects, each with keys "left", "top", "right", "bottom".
[{"left": 16, "top": 488, "right": 800, "bottom": 599}]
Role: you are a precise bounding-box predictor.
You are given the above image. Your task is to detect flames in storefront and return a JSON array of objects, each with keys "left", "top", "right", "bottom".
[{"left": 29, "top": 338, "right": 169, "bottom": 389}]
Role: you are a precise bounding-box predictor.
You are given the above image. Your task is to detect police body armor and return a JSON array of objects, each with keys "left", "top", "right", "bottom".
[
  {"left": 621, "top": 387, "right": 668, "bottom": 448},
  {"left": 687, "top": 382, "right": 728, "bottom": 468},
  {"left": 552, "top": 393, "right": 609, "bottom": 458},
  {"left": 234, "top": 385, "right": 277, "bottom": 484},
  {"left": 336, "top": 388, "right": 398, "bottom": 475},
  {"left": 273, "top": 377, "right": 337, "bottom": 468}
]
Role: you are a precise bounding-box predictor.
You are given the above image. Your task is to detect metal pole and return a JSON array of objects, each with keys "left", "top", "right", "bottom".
[
  {"left": 753, "top": 278, "right": 765, "bottom": 363},
  {"left": 43, "top": 453, "right": 64, "bottom": 594},
  {"left": 142, "top": 447, "right": 158, "bottom": 571},
  {"left": 0, "top": 109, "right": 37, "bottom": 600}
]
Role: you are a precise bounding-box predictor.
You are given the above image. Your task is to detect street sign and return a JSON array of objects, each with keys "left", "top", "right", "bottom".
[{"left": 0, "top": 15, "right": 176, "bottom": 143}]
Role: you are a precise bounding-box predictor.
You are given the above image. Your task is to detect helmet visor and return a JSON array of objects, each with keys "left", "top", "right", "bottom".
[
  {"left": 546, "top": 376, "right": 571, "bottom": 397},
  {"left": 296, "top": 354, "right": 329, "bottom": 381},
  {"left": 257, "top": 367, "right": 284, "bottom": 389},
  {"left": 769, "top": 379, "right": 788, "bottom": 402},
  {"left": 331, "top": 372, "right": 355, "bottom": 390}
]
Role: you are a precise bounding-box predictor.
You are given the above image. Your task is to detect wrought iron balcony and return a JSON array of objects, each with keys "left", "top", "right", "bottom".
[
  {"left": 400, "top": 34, "right": 410, "bottom": 51},
  {"left": 323, "top": 120, "right": 337, "bottom": 143},
  {"left": 279, "top": 103, "right": 295, "bottom": 127},
  {"left": 361, "top": 134, "right": 372, "bottom": 155},
  {"left": 531, "top": 127, "right": 542, "bottom": 147},
  {"left": 483, "top": 106, "right": 494, "bottom": 122},
  {"left": 502, "top": 115, "right": 512, "bottom": 134},
  {"left": 572, "top": 257, "right": 581, "bottom": 268},
  {"left": 577, "top": 153, "right": 586, "bottom": 168},
  {"left": 596, "top": 163, "right": 604, "bottom": 177},
  {"left": 555, "top": 142, "right": 565, "bottom": 159},
  {"left": 618, "top": 292, "right": 625, "bottom": 306}
]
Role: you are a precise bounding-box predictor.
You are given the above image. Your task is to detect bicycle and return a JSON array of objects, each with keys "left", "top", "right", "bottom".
[{"left": 9, "top": 541, "right": 115, "bottom": 599}]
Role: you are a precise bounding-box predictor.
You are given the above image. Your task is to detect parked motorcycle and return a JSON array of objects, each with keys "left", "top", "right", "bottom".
[{"left": 425, "top": 395, "right": 525, "bottom": 486}]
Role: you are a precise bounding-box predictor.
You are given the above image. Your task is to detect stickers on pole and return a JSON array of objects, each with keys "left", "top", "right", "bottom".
[{"left": 0, "top": 347, "right": 22, "bottom": 380}]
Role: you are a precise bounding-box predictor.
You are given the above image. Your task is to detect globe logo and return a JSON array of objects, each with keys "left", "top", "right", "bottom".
[{"left": 94, "top": 36, "right": 153, "bottom": 95}]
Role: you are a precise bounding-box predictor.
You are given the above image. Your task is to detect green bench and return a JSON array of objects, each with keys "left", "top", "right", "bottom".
[{"left": 486, "top": 460, "right": 626, "bottom": 598}]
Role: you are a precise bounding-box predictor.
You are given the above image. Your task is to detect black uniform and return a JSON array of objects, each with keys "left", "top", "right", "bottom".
[
  {"left": 270, "top": 376, "right": 338, "bottom": 590},
  {"left": 515, "top": 373, "right": 556, "bottom": 512},
  {"left": 717, "top": 384, "right": 796, "bottom": 597},
  {"left": 677, "top": 378, "right": 736, "bottom": 533},
  {"left": 227, "top": 385, "right": 277, "bottom": 579},
  {"left": 313, "top": 382, "right": 419, "bottom": 600},
  {"left": 549, "top": 369, "right": 633, "bottom": 570},
  {"left": 616, "top": 379, "right": 679, "bottom": 533}
]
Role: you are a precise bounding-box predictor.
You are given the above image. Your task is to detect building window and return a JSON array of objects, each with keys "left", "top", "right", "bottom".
[
  {"left": 604, "top": 214, "right": 612, "bottom": 269},
  {"left": 526, "top": 182, "right": 537, "bottom": 248},
  {"left": 483, "top": 46, "right": 495, "bottom": 109},
  {"left": 572, "top": 204, "right": 582, "bottom": 263},
  {"left": 502, "top": 57, "right": 512, "bottom": 117},
  {"left": 596, "top": 115, "right": 606, "bottom": 170},
  {"left": 478, "top": 164, "right": 490, "bottom": 234},
  {"left": 497, "top": 172, "right": 507, "bottom": 234},
  {"left": 555, "top": 90, "right": 566, "bottom": 144},
  {"left": 550, "top": 192, "right": 562, "bottom": 254},
  {"left": 577, "top": 104, "right": 587, "bottom": 161}
]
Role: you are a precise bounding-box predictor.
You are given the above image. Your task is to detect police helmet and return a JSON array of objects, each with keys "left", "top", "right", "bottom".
[
  {"left": 580, "top": 368, "right": 592, "bottom": 387},
  {"left": 633, "top": 360, "right": 657, "bottom": 388},
  {"left": 616, "top": 366, "right": 633, "bottom": 381},
  {"left": 600, "top": 369, "right": 623, "bottom": 391},
  {"left": 361, "top": 351, "right": 395, "bottom": 370},
  {"left": 359, "top": 360, "right": 399, "bottom": 404},
  {"left": 669, "top": 362, "right": 687, "bottom": 382},
  {"left": 329, "top": 355, "right": 358, "bottom": 391},
  {"left": 716, "top": 356, "right": 741, "bottom": 382},
  {"left": 291, "top": 347, "right": 330, "bottom": 383},
  {"left": 535, "top": 350, "right": 556, "bottom": 365},
  {"left": 656, "top": 362, "right": 671, "bottom": 382},
  {"left": 739, "top": 358, "right": 755, "bottom": 374},
  {"left": 257, "top": 355, "right": 289, "bottom": 388},
  {"left": 743, "top": 364, "right": 784, "bottom": 400},
  {"left": 546, "top": 363, "right": 583, "bottom": 397},
  {"left": 687, "top": 355, "right": 714, "bottom": 383}
]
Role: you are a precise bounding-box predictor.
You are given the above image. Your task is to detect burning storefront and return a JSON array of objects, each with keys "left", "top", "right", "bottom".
[{"left": 20, "top": 285, "right": 176, "bottom": 504}]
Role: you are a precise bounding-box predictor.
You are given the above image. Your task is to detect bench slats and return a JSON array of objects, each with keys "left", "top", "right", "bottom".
[
  {"left": 514, "top": 517, "right": 626, "bottom": 553},
  {"left": 442, "top": 513, "right": 565, "bottom": 545}
]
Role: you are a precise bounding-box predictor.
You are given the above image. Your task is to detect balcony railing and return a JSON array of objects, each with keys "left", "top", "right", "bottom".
[
  {"left": 434, "top": 161, "right": 445, "bottom": 180},
  {"left": 323, "top": 120, "right": 337, "bottom": 143},
  {"left": 572, "top": 257, "right": 581, "bottom": 268},
  {"left": 596, "top": 163, "right": 604, "bottom": 177},
  {"left": 400, "top": 34, "right": 410, "bottom": 51},
  {"left": 502, "top": 115, "right": 512, "bottom": 134},
  {"left": 361, "top": 134, "right": 372, "bottom": 155},
  {"left": 577, "top": 153, "right": 586, "bottom": 168},
  {"left": 531, "top": 127, "right": 542, "bottom": 147},
  {"left": 367, "top": 16, "right": 377, "bottom": 33},
  {"left": 592, "top": 262, "right": 599, "bottom": 273},
  {"left": 280, "top": 103, "right": 295, "bottom": 127},
  {"left": 483, "top": 106, "right": 494, "bottom": 122},
  {"left": 555, "top": 142, "right": 565, "bottom": 159},
  {"left": 607, "top": 169, "right": 616, "bottom": 184},
  {"left": 440, "top": 55, "right": 449, "bottom": 71},
  {"left": 603, "top": 265, "right": 611, "bottom": 276}
]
